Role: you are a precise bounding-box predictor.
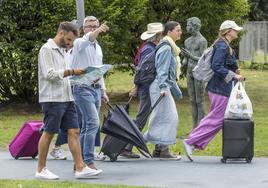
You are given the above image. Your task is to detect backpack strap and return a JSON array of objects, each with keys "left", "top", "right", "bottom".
[
  {"left": 134, "top": 42, "right": 147, "bottom": 66},
  {"left": 155, "top": 41, "right": 170, "bottom": 52},
  {"left": 134, "top": 41, "right": 157, "bottom": 66}
]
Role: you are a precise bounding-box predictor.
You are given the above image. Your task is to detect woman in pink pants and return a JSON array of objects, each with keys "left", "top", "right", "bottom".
[{"left": 183, "top": 20, "right": 245, "bottom": 161}]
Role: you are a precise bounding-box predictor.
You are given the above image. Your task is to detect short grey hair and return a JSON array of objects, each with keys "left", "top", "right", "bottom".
[
  {"left": 147, "top": 33, "right": 162, "bottom": 43},
  {"left": 83, "top": 16, "right": 99, "bottom": 28}
]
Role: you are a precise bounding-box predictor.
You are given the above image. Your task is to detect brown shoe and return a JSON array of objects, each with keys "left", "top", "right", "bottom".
[
  {"left": 120, "top": 150, "right": 140, "bottom": 159},
  {"left": 152, "top": 150, "right": 160, "bottom": 158},
  {"left": 159, "top": 148, "right": 181, "bottom": 160}
]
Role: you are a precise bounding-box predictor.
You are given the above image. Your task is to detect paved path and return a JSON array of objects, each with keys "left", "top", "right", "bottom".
[{"left": 1, "top": 150, "right": 268, "bottom": 188}]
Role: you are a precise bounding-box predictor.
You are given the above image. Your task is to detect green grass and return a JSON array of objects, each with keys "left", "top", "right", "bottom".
[
  {"left": 0, "top": 69, "right": 267, "bottom": 187},
  {"left": 0, "top": 180, "right": 147, "bottom": 188},
  {"left": 1, "top": 69, "right": 268, "bottom": 157}
]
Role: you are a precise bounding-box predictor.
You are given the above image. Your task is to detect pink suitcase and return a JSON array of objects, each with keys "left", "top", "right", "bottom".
[{"left": 8, "top": 120, "right": 43, "bottom": 159}]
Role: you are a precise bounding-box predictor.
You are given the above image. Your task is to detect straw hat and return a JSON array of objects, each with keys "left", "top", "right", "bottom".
[{"left": 140, "top": 22, "right": 163, "bottom": 40}]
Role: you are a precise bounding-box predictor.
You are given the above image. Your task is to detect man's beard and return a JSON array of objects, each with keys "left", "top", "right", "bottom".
[{"left": 59, "top": 36, "right": 66, "bottom": 48}]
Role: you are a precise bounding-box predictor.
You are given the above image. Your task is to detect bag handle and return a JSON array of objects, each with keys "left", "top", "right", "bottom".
[
  {"left": 105, "top": 96, "right": 133, "bottom": 112},
  {"left": 232, "top": 78, "right": 246, "bottom": 89}
]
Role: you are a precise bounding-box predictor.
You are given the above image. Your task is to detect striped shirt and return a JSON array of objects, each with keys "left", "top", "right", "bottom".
[{"left": 38, "top": 39, "right": 73, "bottom": 103}]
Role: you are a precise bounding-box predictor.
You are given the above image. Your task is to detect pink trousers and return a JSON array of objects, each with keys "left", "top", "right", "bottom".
[{"left": 185, "top": 92, "right": 229, "bottom": 150}]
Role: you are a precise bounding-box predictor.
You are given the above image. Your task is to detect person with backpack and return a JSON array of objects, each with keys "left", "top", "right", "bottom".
[
  {"left": 183, "top": 20, "right": 245, "bottom": 161},
  {"left": 143, "top": 21, "right": 183, "bottom": 159},
  {"left": 120, "top": 22, "right": 163, "bottom": 158}
]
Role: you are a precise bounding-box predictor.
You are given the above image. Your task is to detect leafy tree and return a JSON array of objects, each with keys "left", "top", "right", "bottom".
[
  {"left": 0, "top": 0, "right": 76, "bottom": 102},
  {"left": 134, "top": 0, "right": 250, "bottom": 77},
  {"left": 144, "top": 0, "right": 249, "bottom": 44},
  {"left": 0, "top": 0, "right": 250, "bottom": 102},
  {"left": 84, "top": 0, "right": 148, "bottom": 72},
  {"left": 248, "top": 0, "right": 268, "bottom": 21}
]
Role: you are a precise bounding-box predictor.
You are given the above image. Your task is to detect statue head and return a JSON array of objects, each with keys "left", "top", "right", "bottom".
[{"left": 186, "top": 17, "right": 201, "bottom": 34}]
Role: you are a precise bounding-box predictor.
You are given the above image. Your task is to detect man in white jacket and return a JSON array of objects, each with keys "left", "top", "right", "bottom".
[{"left": 36, "top": 21, "right": 102, "bottom": 180}]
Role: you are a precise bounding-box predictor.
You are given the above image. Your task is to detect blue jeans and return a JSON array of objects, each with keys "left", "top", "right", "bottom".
[
  {"left": 55, "top": 130, "right": 68, "bottom": 146},
  {"left": 72, "top": 85, "right": 101, "bottom": 164}
]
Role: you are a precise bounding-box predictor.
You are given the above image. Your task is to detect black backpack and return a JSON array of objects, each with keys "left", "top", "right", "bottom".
[{"left": 134, "top": 41, "right": 170, "bottom": 85}]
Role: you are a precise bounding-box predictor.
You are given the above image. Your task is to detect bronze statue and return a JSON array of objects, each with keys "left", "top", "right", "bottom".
[{"left": 182, "top": 17, "right": 208, "bottom": 128}]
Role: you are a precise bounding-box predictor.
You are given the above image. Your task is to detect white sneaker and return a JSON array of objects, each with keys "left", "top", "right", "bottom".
[
  {"left": 50, "top": 148, "right": 67, "bottom": 160},
  {"left": 94, "top": 152, "right": 106, "bottom": 161},
  {"left": 75, "top": 166, "right": 102, "bottom": 179},
  {"left": 183, "top": 139, "right": 194, "bottom": 162},
  {"left": 35, "top": 167, "right": 59, "bottom": 180}
]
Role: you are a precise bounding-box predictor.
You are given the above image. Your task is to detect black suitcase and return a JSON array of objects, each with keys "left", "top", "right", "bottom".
[
  {"left": 221, "top": 119, "right": 254, "bottom": 163},
  {"left": 100, "top": 96, "right": 163, "bottom": 162}
]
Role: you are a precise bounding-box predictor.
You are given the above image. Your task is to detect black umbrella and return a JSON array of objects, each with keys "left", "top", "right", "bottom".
[
  {"left": 102, "top": 104, "right": 150, "bottom": 154},
  {"left": 101, "top": 97, "right": 134, "bottom": 142},
  {"left": 102, "top": 96, "right": 163, "bottom": 157}
]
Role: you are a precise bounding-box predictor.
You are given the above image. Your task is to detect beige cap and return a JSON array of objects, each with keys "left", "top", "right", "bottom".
[{"left": 219, "top": 20, "right": 243, "bottom": 31}]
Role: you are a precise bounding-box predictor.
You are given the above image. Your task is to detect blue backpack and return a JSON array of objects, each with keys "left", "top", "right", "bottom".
[{"left": 134, "top": 41, "right": 170, "bottom": 85}]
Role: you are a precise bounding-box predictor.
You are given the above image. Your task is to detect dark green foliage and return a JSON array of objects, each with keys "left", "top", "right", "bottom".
[
  {"left": 147, "top": 0, "right": 249, "bottom": 44},
  {"left": 84, "top": 0, "right": 148, "bottom": 72},
  {"left": 0, "top": 0, "right": 249, "bottom": 102},
  {"left": 0, "top": 0, "right": 76, "bottom": 102},
  {"left": 248, "top": 0, "right": 268, "bottom": 21}
]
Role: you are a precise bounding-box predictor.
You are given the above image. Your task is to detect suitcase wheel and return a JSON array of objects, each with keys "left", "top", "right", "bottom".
[
  {"left": 246, "top": 158, "right": 252, "bottom": 163},
  {"left": 221, "top": 158, "right": 227, "bottom": 163},
  {"left": 32, "top": 151, "right": 38, "bottom": 159},
  {"left": 15, "top": 156, "right": 19, "bottom": 160},
  {"left": 110, "top": 156, "right": 117, "bottom": 162}
]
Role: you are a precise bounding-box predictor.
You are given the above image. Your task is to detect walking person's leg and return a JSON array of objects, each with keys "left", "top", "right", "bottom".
[
  {"left": 93, "top": 89, "right": 106, "bottom": 161},
  {"left": 93, "top": 128, "right": 106, "bottom": 161},
  {"left": 145, "top": 81, "right": 180, "bottom": 159},
  {"left": 35, "top": 102, "right": 67, "bottom": 180},
  {"left": 36, "top": 132, "right": 55, "bottom": 176},
  {"left": 50, "top": 130, "right": 68, "bottom": 160},
  {"left": 183, "top": 92, "right": 229, "bottom": 161},
  {"left": 121, "top": 90, "right": 151, "bottom": 158},
  {"left": 73, "top": 86, "right": 101, "bottom": 170},
  {"left": 62, "top": 102, "right": 102, "bottom": 178}
]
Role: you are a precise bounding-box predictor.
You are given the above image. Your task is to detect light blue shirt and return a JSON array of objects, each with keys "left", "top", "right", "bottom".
[
  {"left": 155, "top": 40, "right": 182, "bottom": 101},
  {"left": 71, "top": 32, "right": 106, "bottom": 89}
]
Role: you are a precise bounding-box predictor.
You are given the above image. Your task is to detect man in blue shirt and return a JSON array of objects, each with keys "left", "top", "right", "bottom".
[{"left": 71, "top": 16, "right": 109, "bottom": 170}]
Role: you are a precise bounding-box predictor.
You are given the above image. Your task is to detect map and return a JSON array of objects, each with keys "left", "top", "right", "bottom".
[{"left": 70, "top": 64, "right": 113, "bottom": 86}]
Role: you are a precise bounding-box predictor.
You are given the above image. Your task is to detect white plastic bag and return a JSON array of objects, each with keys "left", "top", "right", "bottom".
[{"left": 224, "top": 81, "right": 253, "bottom": 119}]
